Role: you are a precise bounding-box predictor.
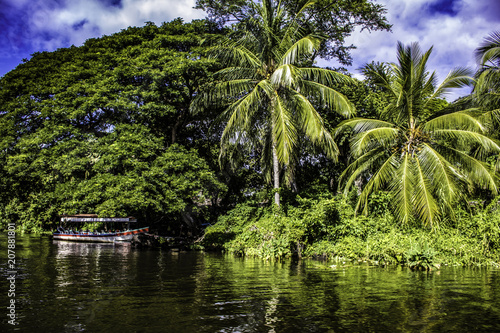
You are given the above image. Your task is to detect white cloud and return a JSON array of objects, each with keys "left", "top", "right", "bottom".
[
  {"left": 1, "top": 0, "right": 498, "bottom": 93},
  {"left": 325, "top": 0, "right": 498, "bottom": 101},
  {"left": 12, "top": 0, "right": 206, "bottom": 52}
]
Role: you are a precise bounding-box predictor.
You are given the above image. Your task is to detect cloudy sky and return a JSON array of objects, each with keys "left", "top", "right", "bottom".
[{"left": 1, "top": 0, "right": 499, "bottom": 101}]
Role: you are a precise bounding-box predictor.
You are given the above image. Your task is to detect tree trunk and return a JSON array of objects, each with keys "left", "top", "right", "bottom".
[
  {"left": 171, "top": 126, "right": 177, "bottom": 145},
  {"left": 171, "top": 119, "right": 180, "bottom": 144},
  {"left": 171, "top": 113, "right": 184, "bottom": 144},
  {"left": 272, "top": 144, "right": 280, "bottom": 206}
]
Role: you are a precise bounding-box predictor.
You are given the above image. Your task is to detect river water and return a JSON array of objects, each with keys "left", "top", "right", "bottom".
[{"left": 2, "top": 235, "right": 500, "bottom": 332}]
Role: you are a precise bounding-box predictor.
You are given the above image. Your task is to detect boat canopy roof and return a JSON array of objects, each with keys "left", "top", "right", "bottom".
[{"left": 60, "top": 214, "right": 137, "bottom": 223}]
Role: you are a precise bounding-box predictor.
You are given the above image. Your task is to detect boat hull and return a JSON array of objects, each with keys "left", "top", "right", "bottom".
[{"left": 53, "top": 227, "right": 149, "bottom": 243}]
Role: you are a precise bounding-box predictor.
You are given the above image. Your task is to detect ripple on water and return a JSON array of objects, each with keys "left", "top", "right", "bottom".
[{"left": 1, "top": 235, "right": 500, "bottom": 332}]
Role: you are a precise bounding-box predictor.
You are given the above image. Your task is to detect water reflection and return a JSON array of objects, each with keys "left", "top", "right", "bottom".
[{"left": 1, "top": 235, "right": 500, "bottom": 332}]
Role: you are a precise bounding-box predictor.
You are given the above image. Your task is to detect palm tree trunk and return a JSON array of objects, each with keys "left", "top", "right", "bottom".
[
  {"left": 271, "top": 101, "right": 280, "bottom": 207},
  {"left": 272, "top": 144, "right": 280, "bottom": 206}
]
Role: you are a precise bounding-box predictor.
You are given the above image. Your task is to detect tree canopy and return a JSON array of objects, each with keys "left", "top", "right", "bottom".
[
  {"left": 0, "top": 12, "right": 499, "bottom": 248},
  {"left": 0, "top": 19, "right": 226, "bottom": 233},
  {"left": 195, "top": 0, "right": 391, "bottom": 65}
]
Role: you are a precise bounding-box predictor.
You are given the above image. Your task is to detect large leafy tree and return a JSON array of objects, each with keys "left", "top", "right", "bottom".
[
  {"left": 193, "top": 0, "right": 355, "bottom": 206},
  {"left": 110, "top": 19, "right": 223, "bottom": 145},
  {"left": 61, "top": 125, "right": 226, "bottom": 235},
  {"left": 0, "top": 20, "right": 226, "bottom": 231},
  {"left": 337, "top": 42, "right": 500, "bottom": 227}
]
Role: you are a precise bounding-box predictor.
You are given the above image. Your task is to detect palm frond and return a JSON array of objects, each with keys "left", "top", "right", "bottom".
[
  {"left": 212, "top": 43, "right": 262, "bottom": 69},
  {"left": 360, "top": 62, "right": 393, "bottom": 90},
  {"left": 339, "top": 147, "right": 389, "bottom": 195},
  {"left": 351, "top": 127, "right": 400, "bottom": 157},
  {"left": 476, "top": 108, "right": 500, "bottom": 132},
  {"left": 293, "top": 93, "right": 339, "bottom": 159},
  {"left": 220, "top": 80, "right": 271, "bottom": 143},
  {"left": 475, "top": 31, "right": 500, "bottom": 67},
  {"left": 389, "top": 153, "right": 414, "bottom": 225},
  {"left": 446, "top": 146, "right": 499, "bottom": 194},
  {"left": 272, "top": 93, "right": 297, "bottom": 164},
  {"left": 414, "top": 157, "right": 439, "bottom": 227},
  {"left": 356, "top": 153, "right": 398, "bottom": 215},
  {"left": 212, "top": 79, "right": 258, "bottom": 101},
  {"left": 335, "top": 118, "right": 396, "bottom": 137},
  {"left": 474, "top": 68, "right": 500, "bottom": 109},
  {"left": 418, "top": 143, "right": 463, "bottom": 207},
  {"left": 270, "top": 64, "right": 300, "bottom": 88},
  {"left": 423, "top": 110, "right": 487, "bottom": 132},
  {"left": 429, "top": 67, "right": 473, "bottom": 100},
  {"left": 215, "top": 67, "right": 263, "bottom": 81},
  {"left": 300, "top": 67, "right": 353, "bottom": 87},
  {"left": 431, "top": 129, "right": 500, "bottom": 153},
  {"left": 300, "top": 80, "right": 355, "bottom": 117},
  {"left": 278, "top": 0, "right": 317, "bottom": 52},
  {"left": 279, "top": 35, "right": 321, "bottom": 65}
]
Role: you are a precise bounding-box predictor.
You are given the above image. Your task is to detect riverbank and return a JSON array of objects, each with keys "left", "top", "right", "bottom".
[
  {"left": 6, "top": 192, "right": 500, "bottom": 269},
  {"left": 200, "top": 194, "right": 500, "bottom": 268},
  {"left": 4, "top": 234, "right": 500, "bottom": 332}
]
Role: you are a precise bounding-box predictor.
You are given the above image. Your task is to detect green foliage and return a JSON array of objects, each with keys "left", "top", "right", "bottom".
[
  {"left": 455, "top": 198, "right": 500, "bottom": 256},
  {"left": 0, "top": 20, "right": 227, "bottom": 233},
  {"left": 406, "top": 243, "right": 437, "bottom": 271},
  {"left": 0, "top": 6, "right": 499, "bottom": 275},
  {"left": 338, "top": 42, "right": 497, "bottom": 228},
  {"left": 1, "top": 125, "right": 226, "bottom": 232},
  {"left": 203, "top": 193, "right": 500, "bottom": 267},
  {"left": 474, "top": 31, "right": 500, "bottom": 113},
  {"left": 367, "top": 191, "right": 392, "bottom": 217},
  {"left": 203, "top": 194, "right": 344, "bottom": 259},
  {"left": 195, "top": 0, "right": 391, "bottom": 65},
  {"left": 193, "top": 0, "right": 355, "bottom": 207}
]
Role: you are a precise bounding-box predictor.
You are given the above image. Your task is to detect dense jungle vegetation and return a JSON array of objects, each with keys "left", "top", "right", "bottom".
[{"left": 1, "top": 0, "right": 499, "bottom": 267}]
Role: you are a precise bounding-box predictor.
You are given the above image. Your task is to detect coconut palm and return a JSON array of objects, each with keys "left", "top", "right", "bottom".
[
  {"left": 193, "top": 0, "right": 355, "bottom": 206},
  {"left": 474, "top": 31, "right": 500, "bottom": 122},
  {"left": 337, "top": 42, "right": 500, "bottom": 227}
]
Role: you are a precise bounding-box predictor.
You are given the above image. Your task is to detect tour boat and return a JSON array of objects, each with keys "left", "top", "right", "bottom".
[{"left": 53, "top": 214, "right": 149, "bottom": 243}]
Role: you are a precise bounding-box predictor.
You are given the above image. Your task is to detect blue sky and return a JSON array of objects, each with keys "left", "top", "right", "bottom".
[{"left": 1, "top": 0, "right": 499, "bottom": 101}]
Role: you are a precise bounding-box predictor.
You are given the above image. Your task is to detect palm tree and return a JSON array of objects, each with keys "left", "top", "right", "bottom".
[
  {"left": 474, "top": 31, "right": 500, "bottom": 121},
  {"left": 337, "top": 42, "right": 500, "bottom": 227},
  {"left": 193, "top": 0, "right": 355, "bottom": 206}
]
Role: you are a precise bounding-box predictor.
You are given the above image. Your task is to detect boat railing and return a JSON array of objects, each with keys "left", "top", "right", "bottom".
[{"left": 56, "top": 229, "right": 132, "bottom": 235}]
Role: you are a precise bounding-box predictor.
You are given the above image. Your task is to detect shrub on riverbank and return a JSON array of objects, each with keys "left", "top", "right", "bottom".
[{"left": 202, "top": 192, "right": 500, "bottom": 267}]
